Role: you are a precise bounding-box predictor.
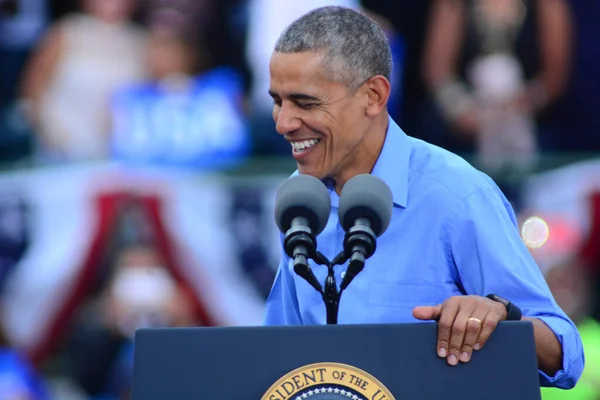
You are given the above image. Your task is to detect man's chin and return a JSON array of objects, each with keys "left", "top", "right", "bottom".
[{"left": 297, "top": 169, "right": 315, "bottom": 178}]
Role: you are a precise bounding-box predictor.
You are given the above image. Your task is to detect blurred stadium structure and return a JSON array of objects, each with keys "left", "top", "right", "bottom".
[{"left": 0, "top": 0, "right": 599, "bottom": 398}]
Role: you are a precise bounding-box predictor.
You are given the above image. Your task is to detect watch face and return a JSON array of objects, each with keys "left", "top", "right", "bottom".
[
  {"left": 495, "top": 296, "right": 509, "bottom": 306},
  {"left": 489, "top": 294, "right": 509, "bottom": 306}
]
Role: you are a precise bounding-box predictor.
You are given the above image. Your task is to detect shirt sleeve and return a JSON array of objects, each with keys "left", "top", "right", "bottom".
[
  {"left": 448, "top": 183, "right": 584, "bottom": 389},
  {"left": 263, "top": 237, "right": 303, "bottom": 326}
]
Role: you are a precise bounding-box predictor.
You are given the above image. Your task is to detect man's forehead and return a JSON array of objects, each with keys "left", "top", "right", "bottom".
[
  {"left": 269, "top": 52, "right": 341, "bottom": 97},
  {"left": 270, "top": 52, "right": 328, "bottom": 79}
]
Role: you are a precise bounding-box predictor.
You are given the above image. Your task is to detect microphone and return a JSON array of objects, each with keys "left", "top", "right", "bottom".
[
  {"left": 338, "top": 174, "right": 393, "bottom": 290},
  {"left": 274, "top": 174, "right": 331, "bottom": 294}
]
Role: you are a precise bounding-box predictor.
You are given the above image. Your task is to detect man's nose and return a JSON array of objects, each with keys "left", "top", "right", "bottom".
[{"left": 274, "top": 103, "right": 302, "bottom": 135}]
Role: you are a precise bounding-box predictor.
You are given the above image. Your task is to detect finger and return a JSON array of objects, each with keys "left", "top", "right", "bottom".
[
  {"left": 447, "top": 307, "right": 475, "bottom": 366},
  {"left": 436, "top": 299, "right": 460, "bottom": 361},
  {"left": 459, "top": 311, "right": 488, "bottom": 363},
  {"left": 474, "top": 314, "right": 501, "bottom": 351},
  {"left": 412, "top": 304, "right": 442, "bottom": 321}
]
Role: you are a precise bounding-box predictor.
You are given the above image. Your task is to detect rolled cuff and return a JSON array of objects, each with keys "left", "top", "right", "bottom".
[{"left": 535, "top": 315, "right": 585, "bottom": 389}]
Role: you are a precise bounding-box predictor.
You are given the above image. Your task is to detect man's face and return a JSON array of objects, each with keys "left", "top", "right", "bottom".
[{"left": 269, "top": 51, "right": 370, "bottom": 180}]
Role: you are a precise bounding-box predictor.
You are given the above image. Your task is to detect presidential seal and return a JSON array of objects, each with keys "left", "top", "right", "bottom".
[{"left": 261, "top": 362, "right": 395, "bottom": 400}]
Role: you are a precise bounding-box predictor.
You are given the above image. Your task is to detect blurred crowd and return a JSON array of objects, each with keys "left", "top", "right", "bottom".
[{"left": 0, "top": 0, "right": 599, "bottom": 398}]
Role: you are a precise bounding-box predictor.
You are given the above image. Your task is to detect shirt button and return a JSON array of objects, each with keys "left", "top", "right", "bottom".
[{"left": 341, "top": 271, "right": 346, "bottom": 278}]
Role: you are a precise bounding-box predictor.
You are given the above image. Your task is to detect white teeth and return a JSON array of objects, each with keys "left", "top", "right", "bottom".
[{"left": 291, "top": 139, "right": 319, "bottom": 151}]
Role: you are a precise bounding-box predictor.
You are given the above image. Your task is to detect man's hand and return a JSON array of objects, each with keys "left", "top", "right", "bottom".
[{"left": 412, "top": 295, "right": 508, "bottom": 366}]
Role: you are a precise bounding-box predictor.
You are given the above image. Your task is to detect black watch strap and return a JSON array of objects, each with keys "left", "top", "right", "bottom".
[{"left": 486, "top": 294, "right": 522, "bottom": 321}]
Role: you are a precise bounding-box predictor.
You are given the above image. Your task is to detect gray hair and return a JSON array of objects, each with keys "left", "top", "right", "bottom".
[{"left": 274, "top": 6, "right": 393, "bottom": 92}]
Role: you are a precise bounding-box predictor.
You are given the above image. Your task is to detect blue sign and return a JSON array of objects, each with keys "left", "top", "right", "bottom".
[{"left": 110, "top": 67, "right": 251, "bottom": 169}]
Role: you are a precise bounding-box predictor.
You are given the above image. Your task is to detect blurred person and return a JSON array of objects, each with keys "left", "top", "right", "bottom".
[
  {"left": 67, "top": 243, "right": 197, "bottom": 399},
  {"left": 201, "top": 0, "right": 251, "bottom": 90},
  {"left": 359, "top": 1, "right": 434, "bottom": 139},
  {"left": 0, "top": 0, "right": 48, "bottom": 163},
  {"left": 421, "top": 0, "right": 572, "bottom": 172},
  {"left": 109, "top": 6, "right": 251, "bottom": 168},
  {"left": 18, "top": 0, "right": 147, "bottom": 164},
  {"left": 103, "top": 244, "right": 197, "bottom": 337},
  {"left": 100, "top": 244, "right": 197, "bottom": 399},
  {"left": 545, "top": 0, "right": 600, "bottom": 152},
  {"left": 0, "top": 0, "right": 48, "bottom": 108}
]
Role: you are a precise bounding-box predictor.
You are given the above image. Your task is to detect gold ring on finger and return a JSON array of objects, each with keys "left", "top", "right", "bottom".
[{"left": 467, "top": 317, "right": 482, "bottom": 325}]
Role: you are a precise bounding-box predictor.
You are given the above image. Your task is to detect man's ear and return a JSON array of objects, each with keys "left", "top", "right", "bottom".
[{"left": 364, "top": 75, "right": 391, "bottom": 117}]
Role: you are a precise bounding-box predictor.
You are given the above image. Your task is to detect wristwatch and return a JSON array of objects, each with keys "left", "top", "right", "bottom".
[{"left": 486, "top": 294, "right": 522, "bottom": 321}]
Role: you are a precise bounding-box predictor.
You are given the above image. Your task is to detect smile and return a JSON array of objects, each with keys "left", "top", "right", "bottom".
[{"left": 290, "top": 139, "right": 321, "bottom": 153}]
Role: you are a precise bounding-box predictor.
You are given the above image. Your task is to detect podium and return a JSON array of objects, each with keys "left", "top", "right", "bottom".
[{"left": 131, "top": 321, "right": 541, "bottom": 399}]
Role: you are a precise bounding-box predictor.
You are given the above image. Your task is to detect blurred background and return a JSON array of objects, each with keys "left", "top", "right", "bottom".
[{"left": 0, "top": 0, "right": 598, "bottom": 398}]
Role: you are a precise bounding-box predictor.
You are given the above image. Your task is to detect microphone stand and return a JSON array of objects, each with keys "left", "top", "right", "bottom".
[{"left": 312, "top": 251, "right": 351, "bottom": 325}]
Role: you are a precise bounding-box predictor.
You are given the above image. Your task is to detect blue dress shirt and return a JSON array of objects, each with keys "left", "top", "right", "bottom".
[{"left": 263, "top": 116, "right": 584, "bottom": 389}]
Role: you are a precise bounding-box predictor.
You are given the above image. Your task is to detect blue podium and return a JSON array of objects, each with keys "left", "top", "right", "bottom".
[{"left": 131, "top": 321, "right": 541, "bottom": 399}]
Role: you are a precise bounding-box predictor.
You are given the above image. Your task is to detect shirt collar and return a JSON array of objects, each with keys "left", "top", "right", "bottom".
[
  {"left": 371, "top": 116, "right": 411, "bottom": 208},
  {"left": 327, "top": 116, "right": 411, "bottom": 208}
]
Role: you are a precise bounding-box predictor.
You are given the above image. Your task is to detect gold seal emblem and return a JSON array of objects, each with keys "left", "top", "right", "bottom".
[{"left": 262, "top": 362, "right": 395, "bottom": 400}]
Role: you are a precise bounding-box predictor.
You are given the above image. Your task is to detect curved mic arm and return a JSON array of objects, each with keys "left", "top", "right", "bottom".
[
  {"left": 331, "top": 251, "right": 350, "bottom": 266},
  {"left": 286, "top": 239, "right": 371, "bottom": 325},
  {"left": 292, "top": 252, "right": 323, "bottom": 295}
]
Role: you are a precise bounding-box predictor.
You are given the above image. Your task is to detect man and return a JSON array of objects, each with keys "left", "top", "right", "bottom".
[{"left": 263, "top": 6, "right": 583, "bottom": 389}]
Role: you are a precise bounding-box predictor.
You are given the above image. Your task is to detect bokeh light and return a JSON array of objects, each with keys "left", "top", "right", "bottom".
[{"left": 521, "top": 216, "right": 550, "bottom": 249}]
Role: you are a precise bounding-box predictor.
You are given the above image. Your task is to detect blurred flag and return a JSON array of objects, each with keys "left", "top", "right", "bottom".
[{"left": 0, "top": 164, "right": 282, "bottom": 363}]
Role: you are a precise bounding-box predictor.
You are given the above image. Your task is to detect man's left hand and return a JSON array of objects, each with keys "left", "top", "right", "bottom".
[{"left": 412, "top": 295, "right": 508, "bottom": 366}]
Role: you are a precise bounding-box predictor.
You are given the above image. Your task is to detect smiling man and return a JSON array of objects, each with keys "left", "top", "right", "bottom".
[{"left": 263, "top": 5, "right": 583, "bottom": 390}]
